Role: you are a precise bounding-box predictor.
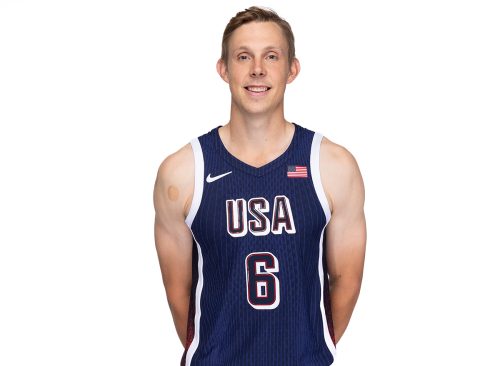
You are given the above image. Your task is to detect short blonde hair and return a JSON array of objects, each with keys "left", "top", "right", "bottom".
[{"left": 221, "top": 6, "right": 296, "bottom": 66}]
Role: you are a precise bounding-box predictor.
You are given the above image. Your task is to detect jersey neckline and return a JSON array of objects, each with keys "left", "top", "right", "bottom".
[{"left": 213, "top": 122, "right": 300, "bottom": 177}]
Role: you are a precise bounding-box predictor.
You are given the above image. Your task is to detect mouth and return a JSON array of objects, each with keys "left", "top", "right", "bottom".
[{"left": 244, "top": 85, "right": 271, "bottom": 96}]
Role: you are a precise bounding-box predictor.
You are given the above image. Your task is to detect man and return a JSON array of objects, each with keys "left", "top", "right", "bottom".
[{"left": 153, "top": 6, "right": 366, "bottom": 365}]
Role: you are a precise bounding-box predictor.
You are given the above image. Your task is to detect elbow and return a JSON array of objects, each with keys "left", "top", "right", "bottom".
[
  {"left": 329, "top": 274, "right": 363, "bottom": 294},
  {"left": 166, "top": 282, "right": 192, "bottom": 307}
]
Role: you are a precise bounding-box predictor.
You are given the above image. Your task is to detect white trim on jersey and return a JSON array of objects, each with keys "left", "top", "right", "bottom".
[
  {"left": 311, "top": 132, "right": 336, "bottom": 363},
  {"left": 184, "top": 138, "right": 205, "bottom": 365},
  {"left": 317, "top": 228, "right": 336, "bottom": 363},
  {"left": 185, "top": 237, "right": 204, "bottom": 366},
  {"left": 185, "top": 138, "right": 204, "bottom": 228},
  {"left": 311, "top": 133, "right": 332, "bottom": 223}
]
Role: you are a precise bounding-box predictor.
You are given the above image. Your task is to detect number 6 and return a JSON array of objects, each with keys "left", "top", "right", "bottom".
[{"left": 245, "top": 252, "right": 280, "bottom": 310}]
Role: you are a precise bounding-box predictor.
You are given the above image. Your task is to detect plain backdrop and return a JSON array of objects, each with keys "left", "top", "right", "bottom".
[{"left": 1, "top": 0, "right": 499, "bottom": 365}]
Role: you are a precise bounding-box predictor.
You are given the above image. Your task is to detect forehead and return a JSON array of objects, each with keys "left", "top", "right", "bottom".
[{"left": 228, "top": 21, "right": 287, "bottom": 52}]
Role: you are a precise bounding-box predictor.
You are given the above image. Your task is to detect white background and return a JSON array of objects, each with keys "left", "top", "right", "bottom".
[{"left": 1, "top": 0, "right": 499, "bottom": 365}]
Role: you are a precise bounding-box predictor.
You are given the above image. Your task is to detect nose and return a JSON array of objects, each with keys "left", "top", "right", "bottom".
[{"left": 250, "top": 59, "right": 266, "bottom": 77}]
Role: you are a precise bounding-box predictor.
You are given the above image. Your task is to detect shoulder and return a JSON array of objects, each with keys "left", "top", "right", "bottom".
[
  {"left": 154, "top": 142, "right": 195, "bottom": 219},
  {"left": 156, "top": 143, "right": 194, "bottom": 185},
  {"left": 318, "top": 136, "right": 365, "bottom": 213},
  {"left": 319, "top": 136, "right": 359, "bottom": 175}
]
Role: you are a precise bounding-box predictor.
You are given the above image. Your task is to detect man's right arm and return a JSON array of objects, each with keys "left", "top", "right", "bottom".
[{"left": 153, "top": 143, "right": 195, "bottom": 347}]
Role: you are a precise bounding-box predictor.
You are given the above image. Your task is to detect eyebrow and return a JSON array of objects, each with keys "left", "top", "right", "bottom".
[{"left": 233, "top": 46, "right": 284, "bottom": 54}]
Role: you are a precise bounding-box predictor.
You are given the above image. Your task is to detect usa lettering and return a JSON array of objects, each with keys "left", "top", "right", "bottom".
[{"left": 226, "top": 195, "right": 296, "bottom": 237}]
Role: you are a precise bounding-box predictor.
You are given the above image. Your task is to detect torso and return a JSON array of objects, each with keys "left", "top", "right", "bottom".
[{"left": 180, "top": 122, "right": 337, "bottom": 366}]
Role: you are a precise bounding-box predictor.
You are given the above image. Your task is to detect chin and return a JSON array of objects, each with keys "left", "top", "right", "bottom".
[{"left": 242, "top": 104, "right": 275, "bottom": 116}]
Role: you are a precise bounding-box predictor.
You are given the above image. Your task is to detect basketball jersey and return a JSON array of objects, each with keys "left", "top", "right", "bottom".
[{"left": 181, "top": 123, "right": 336, "bottom": 366}]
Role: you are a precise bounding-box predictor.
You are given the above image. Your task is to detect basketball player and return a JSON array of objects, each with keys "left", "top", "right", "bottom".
[{"left": 153, "top": 6, "right": 366, "bottom": 365}]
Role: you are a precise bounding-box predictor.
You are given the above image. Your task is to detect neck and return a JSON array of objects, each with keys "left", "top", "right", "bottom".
[
  {"left": 229, "top": 98, "right": 286, "bottom": 127},
  {"left": 219, "top": 103, "right": 294, "bottom": 168}
]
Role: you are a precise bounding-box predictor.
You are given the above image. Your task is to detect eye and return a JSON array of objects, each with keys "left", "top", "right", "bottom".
[
  {"left": 267, "top": 53, "right": 278, "bottom": 61},
  {"left": 238, "top": 54, "right": 250, "bottom": 61}
]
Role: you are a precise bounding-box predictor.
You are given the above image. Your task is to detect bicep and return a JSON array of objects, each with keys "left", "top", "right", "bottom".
[
  {"left": 321, "top": 141, "right": 367, "bottom": 282},
  {"left": 153, "top": 149, "right": 195, "bottom": 294},
  {"left": 325, "top": 207, "right": 366, "bottom": 283},
  {"left": 154, "top": 216, "right": 193, "bottom": 293}
]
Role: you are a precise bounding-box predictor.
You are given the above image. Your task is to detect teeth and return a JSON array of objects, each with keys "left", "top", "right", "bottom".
[{"left": 247, "top": 86, "right": 268, "bottom": 92}]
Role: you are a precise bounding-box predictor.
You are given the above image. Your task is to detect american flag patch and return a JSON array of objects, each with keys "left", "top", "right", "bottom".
[{"left": 287, "top": 165, "right": 308, "bottom": 178}]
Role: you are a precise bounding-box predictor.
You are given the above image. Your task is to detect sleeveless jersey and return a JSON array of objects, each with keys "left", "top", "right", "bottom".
[{"left": 181, "top": 123, "right": 336, "bottom": 366}]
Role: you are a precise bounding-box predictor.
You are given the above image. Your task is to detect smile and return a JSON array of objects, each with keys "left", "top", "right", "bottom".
[{"left": 244, "top": 86, "right": 271, "bottom": 93}]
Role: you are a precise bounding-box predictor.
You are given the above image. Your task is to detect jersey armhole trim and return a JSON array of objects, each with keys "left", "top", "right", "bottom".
[
  {"left": 312, "top": 132, "right": 337, "bottom": 362},
  {"left": 311, "top": 132, "right": 332, "bottom": 223},
  {"left": 185, "top": 138, "right": 204, "bottom": 228}
]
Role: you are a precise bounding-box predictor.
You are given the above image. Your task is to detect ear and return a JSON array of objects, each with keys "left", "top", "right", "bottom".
[
  {"left": 216, "top": 58, "right": 229, "bottom": 84},
  {"left": 286, "top": 57, "right": 301, "bottom": 84}
]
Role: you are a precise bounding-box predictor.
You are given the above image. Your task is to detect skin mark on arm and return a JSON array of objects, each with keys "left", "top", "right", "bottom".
[{"left": 168, "top": 185, "right": 179, "bottom": 201}]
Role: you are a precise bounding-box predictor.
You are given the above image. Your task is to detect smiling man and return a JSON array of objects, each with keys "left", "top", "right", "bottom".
[{"left": 153, "top": 6, "right": 367, "bottom": 365}]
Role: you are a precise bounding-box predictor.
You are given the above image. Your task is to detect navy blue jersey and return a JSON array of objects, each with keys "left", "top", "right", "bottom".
[{"left": 181, "top": 123, "right": 336, "bottom": 366}]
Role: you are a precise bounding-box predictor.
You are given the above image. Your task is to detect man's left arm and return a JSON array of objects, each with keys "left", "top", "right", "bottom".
[{"left": 320, "top": 137, "right": 367, "bottom": 343}]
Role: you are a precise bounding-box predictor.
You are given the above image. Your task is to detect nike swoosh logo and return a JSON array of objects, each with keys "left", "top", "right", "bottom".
[{"left": 206, "top": 171, "right": 232, "bottom": 183}]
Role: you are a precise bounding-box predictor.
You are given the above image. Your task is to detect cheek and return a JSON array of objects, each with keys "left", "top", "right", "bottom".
[
  {"left": 227, "top": 63, "right": 246, "bottom": 77},
  {"left": 271, "top": 67, "right": 290, "bottom": 82},
  {"left": 227, "top": 72, "right": 245, "bottom": 87}
]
